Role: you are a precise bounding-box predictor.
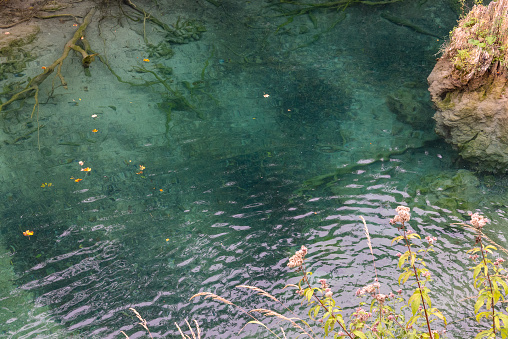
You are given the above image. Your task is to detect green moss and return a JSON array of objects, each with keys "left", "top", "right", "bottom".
[{"left": 436, "top": 92, "right": 455, "bottom": 110}]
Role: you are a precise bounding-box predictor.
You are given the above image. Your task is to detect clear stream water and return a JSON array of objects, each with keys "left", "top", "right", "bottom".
[{"left": 0, "top": 0, "right": 506, "bottom": 338}]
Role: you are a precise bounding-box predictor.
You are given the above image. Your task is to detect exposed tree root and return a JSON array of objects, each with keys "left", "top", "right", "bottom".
[{"left": 0, "top": 8, "right": 97, "bottom": 114}]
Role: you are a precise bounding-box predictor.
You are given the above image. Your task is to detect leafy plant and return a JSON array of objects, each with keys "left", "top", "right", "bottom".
[{"left": 461, "top": 213, "right": 508, "bottom": 339}]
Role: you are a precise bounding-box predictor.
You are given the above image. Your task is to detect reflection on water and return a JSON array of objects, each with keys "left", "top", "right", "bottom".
[{"left": 0, "top": 0, "right": 505, "bottom": 338}]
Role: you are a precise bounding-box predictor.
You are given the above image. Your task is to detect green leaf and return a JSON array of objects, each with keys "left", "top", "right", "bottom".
[
  {"left": 407, "top": 314, "right": 420, "bottom": 328},
  {"left": 398, "top": 252, "right": 410, "bottom": 268},
  {"left": 475, "top": 328, "right": 495, "bottom": 339},
  {"left": 431, "top": 308, "right": 447, "bottom": 325},
  {"left": 409, "top": 294, "right": 421, "bottom": 316},
  {"left": 352, "top": 330, "right": 368, "bottom": 339},
  {"left": 410, "top": 253, "right": 416, "bottom": 267},
  {"left": 473, "top": 264, "right": 483, "bottom": 281},
  {"left": 392, "top": 235, "right": 405, "bottom": 244},
  {"left": 476, "top": 311, "right": 490, "bottom": 323}
]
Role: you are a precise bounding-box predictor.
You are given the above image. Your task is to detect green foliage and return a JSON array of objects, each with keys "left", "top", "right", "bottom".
[{"left": 468, "top": 238, "right": 508, "bottom": 337}]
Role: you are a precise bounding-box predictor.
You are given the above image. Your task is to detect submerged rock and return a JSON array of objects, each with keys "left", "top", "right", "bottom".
[
  {"left": 428, "top": 0, "right": 508, "bottom": 171},
  {"left": 410, "top": 169, "right": 482, "bottom": 211},
  {"left": 386, "top": 84, "right": 435, "bottom": 129}
]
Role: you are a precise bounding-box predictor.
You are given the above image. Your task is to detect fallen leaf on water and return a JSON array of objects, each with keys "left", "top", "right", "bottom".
[
  {"left": 74, "top": 178, "right": 83, "bottom": 182},
  {"left": 79, "top": 161, "right": 84, "bottom": 166},
  {"left": 23, "top": 230, "right": 34, "bottom": 239},
  {"left": 92, "top": 129, "right": 98, "bottom": 133},
  {"left": 81, "top": 167, "right": 91, "bottom": 172}
]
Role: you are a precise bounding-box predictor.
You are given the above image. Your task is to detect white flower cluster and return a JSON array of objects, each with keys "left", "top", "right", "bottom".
[
  {"left": 287, "top": 245, "right": 308, "bottom": 268},
  {"left": 470, "top": 212, "right": 488, "bottom": 229},
  {"left": 390, "top": 206, "right": 411, "bottom": 225},
  {"left": 355, "top": 282, "right": 381, "bottom": 296}
]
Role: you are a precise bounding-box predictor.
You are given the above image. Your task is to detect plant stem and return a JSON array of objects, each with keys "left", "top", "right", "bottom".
[
  {"left": 479, "top": 239, "right": 496, "bottom": 334},
  {"left": 302, "top": 266, "right": 354, "bottom": 339},
  {"left": 401, "top": 225, "right": 433, "bottom": 339}
]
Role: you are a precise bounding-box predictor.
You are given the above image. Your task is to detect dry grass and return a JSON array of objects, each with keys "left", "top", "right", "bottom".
[
  {"left": 189, "top": 288, "right": 315, "bottom": 338},
  {"left": 442, "top": 0, "right": 508, "bottom": 84}
]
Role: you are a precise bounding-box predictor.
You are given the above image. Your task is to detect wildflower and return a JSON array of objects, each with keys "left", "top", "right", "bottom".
[
  {"left": 396, "top": 252, "right": 402, "bottom": 257},
  {"left": 388, "top": 315, "right": 394, "bottom": 321},
  {"left": 388, "top": 292, "right": 395, "bottom": 298},
  {"left": 390, "top": 205, "right": 411, "bottom": 225},
  {"left": 425, "top": 236, "right": 438, "bottom": 245},
  {"left": 353, "top": 308, "right": 372, "bottom": 322},
  {"left": 319, "top": 279, "right": 328, "bottom": 289},
  {"left": 397, "top": 289, "right": 402, "bottom": 294},
  {"left": 422, "top": 271, "right": 431, "bottom": 278},
  {"left": 356, "top": 282, "right": 380, "bottom": 296},
  {"left": 78, "top": 161, "right": 84, "bottom": 166},
  {"left": 337, "top": 331, "right": 346, "bottom": 337},
  {"left": 375, "top": 294, "right": 387, "bottom": 303},
  {"left": 324, "top": 290, "right": 333, "bottom": 298},
  {"left": 470, "top": 212, "right": 488, "bottom": 229},
  {"left": 287, "top": 245, "right": 307, "bottom": 268}
]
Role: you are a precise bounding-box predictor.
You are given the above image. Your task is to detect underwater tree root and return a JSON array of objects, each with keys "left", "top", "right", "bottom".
[{"left": 0, "top": 8, "right": 97, "bottom": 114}]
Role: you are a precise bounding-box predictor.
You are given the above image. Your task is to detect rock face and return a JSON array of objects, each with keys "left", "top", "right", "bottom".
[{"left": 428, "top": 57, "right": 508, "bottom": 171}]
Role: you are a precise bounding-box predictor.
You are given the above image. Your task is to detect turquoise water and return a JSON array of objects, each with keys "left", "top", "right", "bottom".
[{"left": 0, "top": 0, "right": 505, "bottom": 338}]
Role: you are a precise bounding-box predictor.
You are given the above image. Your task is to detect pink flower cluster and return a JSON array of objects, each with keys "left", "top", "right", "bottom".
[
  {"left": 287, "top": 245, "right": 308, "bottom": 268},
  {"left": 353, "top": 307, "right": 372, "bottom": 322},
  {"left": 425, "top": 236, "right": 437, "bottom": 245},
  {"left": 389, "top": 206, "right": 411, "bottom": 225},
  {"left": 356, "top": 282, "right": 381, "bottom": 297},
  {"left": 470, "top": 212, "right": 488, "bottom": 229},
  {"left": 319, "top": 279, "right": 328, "bottom": 289},
  {"left": 494, "top": 258, "right": 505, "bottom": 266},
  {"left": 374, "top": 293, "right": 387, "bottom": 303}
]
